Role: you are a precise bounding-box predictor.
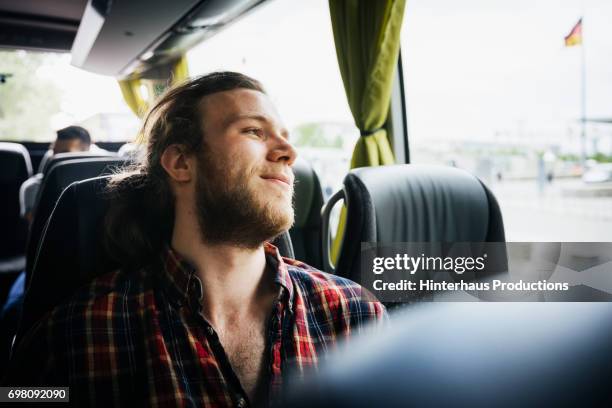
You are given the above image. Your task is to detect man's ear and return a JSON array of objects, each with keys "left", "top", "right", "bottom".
[{"left": 160, "top": 144, "right": 194, "bottom": 183}]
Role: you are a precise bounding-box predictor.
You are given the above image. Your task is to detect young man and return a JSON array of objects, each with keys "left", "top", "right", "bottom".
[{"left": 7, "top": 72, "right": 386, "bottom": 407}]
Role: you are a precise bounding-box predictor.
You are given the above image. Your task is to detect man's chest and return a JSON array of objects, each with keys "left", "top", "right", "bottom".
[{"left": 217, "top": 320, "right": 269, "bottom": 399}]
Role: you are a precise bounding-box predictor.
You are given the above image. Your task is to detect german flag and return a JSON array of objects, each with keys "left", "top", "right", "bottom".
[{"left": 564, "top": 18, "right": 582, "bottom": 47}]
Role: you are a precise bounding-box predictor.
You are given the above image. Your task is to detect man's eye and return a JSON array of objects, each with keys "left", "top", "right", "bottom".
[{"left": 244, "top": 128, "right": 264, "bottom": 138}]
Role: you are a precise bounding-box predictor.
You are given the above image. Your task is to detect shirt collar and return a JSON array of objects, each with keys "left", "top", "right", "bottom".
[
  {"left": 264, "top": 241, "right": 295, "bottom": 308},
  {"left": 160, "top": 242, "right": 295, "bottom": 310},
  {"left": 161, "top": 247, "right": 197, "bottom": 308}
]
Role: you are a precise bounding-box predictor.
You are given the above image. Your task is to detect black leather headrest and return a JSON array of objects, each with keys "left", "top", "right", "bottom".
[
  {"left": 36, "top": 150, "right": 52, "bottom": 174},
  {"left": 292, "top": 157, "right": 323, "bottom": 228},
  {"left": 0, "top": 142, "right": 32, "bottom": 183},
  {"left": 290, "top": 157, "right": 324, "bottom": 269},
  {"left": 25, "top": 158, "right": 130, "bottom": 285},
  {"left": 284, "top": 303, "right": 612, "bottom": 407},
  {"left": 0, "top": 143, "right": 32, "bottom": 257},
  {"left": 332, "top": 164, "right": 505, "bottom": 281},
  {"left": 18, "top": 175, "right": 294, "bottom": 343},
  {"left": 39, "top": 151, "right": 115, "bottom": 175},
  {"left": 348, "top": 165, "right": 493, "bottom": 242}
]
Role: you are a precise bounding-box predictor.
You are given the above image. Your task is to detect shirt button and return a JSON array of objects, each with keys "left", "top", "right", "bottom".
[
  {"left": 206, "top": 326, "right": 214, "bottom": 336},
  {"left": 236, "top": 397, "right": 247, "bottom": 408}
]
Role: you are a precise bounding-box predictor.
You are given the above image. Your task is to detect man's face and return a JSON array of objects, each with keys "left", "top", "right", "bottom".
[
  {"left": 52, "top": 138, "right": 89, "bottom": 155},
  {"left": 193, "top": 88, "right": 297, "bottom": 248}
]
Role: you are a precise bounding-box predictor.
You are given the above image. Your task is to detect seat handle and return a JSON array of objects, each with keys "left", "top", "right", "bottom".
[{"left": 321, "top": 189, "right": 346, "bottom": 274}]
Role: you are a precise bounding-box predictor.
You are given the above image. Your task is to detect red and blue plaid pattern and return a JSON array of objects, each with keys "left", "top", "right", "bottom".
[{"left": 7, "top": 243, "right": 386, "bottom": 407}]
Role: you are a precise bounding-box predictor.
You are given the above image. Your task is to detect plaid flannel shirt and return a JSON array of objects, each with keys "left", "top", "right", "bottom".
[{"left": 7, "top": 243, "right": 386, "bottom": 407}]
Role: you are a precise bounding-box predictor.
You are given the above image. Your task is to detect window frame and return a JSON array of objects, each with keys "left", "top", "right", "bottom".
[{"left": 388, "top": 50, "right": 409, "bottom": 164}]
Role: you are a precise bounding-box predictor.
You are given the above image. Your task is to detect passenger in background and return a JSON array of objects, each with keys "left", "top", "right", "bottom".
[
  {"left": 51, "top": 125, "right": 91, "bottom": 155},
  {"left": 6, "top": 72, "right": 387, "bottom": 407},
  {"left": 21, "top": 125, "right": 92, "bottom": 223}
]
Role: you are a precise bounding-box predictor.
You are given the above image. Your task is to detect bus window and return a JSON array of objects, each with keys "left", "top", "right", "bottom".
[
  {"left": 401, "top": 0, "right": 612, "bottom": 241},
  {"left": 186, "top": 0, "right": 357, "bottom": 200},
  {"left": 0, "top": 50, "right": 138, "bottom": 143}
]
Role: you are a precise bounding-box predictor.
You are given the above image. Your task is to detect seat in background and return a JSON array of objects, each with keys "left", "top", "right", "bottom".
[
  {"left": 289, "top": 157, "right": 324, "bottom": 270},
  {"left": 38, "top": 150, "right": 115, "bottom": 175},
  {"left": 0, "top": 143, "right": 32, "bottom": 287},
  {"left": 24, "top": 157, "right": 129, "bottom": 285},
  {"left": 19, "top": 151, "right": 118, "bottom": 230},
  {"left": 35, "top": 149, "right": 53, "bottom": 174},
  {"left": 0, "top": 158, "right": 131, "bottom": 374},
  {"left": 322, "top": 164, "right": 506, "bottom": 285}
]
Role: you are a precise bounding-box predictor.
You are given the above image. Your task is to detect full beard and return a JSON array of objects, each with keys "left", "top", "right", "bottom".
[{"left": 195, "top": 150, "right": 294, "bottom": 249}]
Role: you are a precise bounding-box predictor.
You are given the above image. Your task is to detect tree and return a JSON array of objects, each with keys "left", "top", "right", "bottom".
[
  {"left": 0, "top": 50, "right": 62, "bottom": 141},
  {"left": 293, "top": 123, "right": 345, "bottom": 148}
]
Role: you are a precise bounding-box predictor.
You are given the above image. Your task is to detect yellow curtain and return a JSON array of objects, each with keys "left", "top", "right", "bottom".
[
  {"left": 118, "top": 55, "right": 190, "bottom": 119},
  {"left": 329, "top": 0, "right": 406, "bottom": 263},
  {"left": 118, "top": 78, "right": 149, "bottom": 118},
  {"left": 172, "top": 55, "right": 189, "bottom": 84}
]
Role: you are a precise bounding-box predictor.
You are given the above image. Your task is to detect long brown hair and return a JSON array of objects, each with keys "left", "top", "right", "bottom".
[{"left": 104, "top": 72, "right": 265, "bottom": 269}]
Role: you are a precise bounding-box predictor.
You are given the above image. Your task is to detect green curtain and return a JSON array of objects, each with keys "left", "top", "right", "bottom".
[
  {"left": 118, "top": 55, "right": 190, "bottom": 119},
  {"left": 329, "top": 0, "right": 406, "bottom": 262}
]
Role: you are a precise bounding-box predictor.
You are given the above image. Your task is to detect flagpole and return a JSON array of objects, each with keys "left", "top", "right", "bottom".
[{"left": 580, "top": 16, "right": 587, "bottom": 167}]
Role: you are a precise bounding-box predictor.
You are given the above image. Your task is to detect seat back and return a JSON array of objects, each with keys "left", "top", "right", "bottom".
[
  {"left": 284, "top": 303, "right": 612, "bottom": 408},
  {"left": 39, "top": 151, "right": 115, "bottom": 175},
  {"left": 289, "top": 157, "right": 324, "bottom": 269},
  {"left": 0, "top": 143, "right": 32, "bottom": 258},
  {"left": 24, "top": 158, "right": 130, "bottom": 285},
  {"left": 17, "top": 176, "right": 295, "bottom": 344},
  {"left": 322, "top": 164, "right": 506, "bottom": 282},
  {"left": 35, "top": 149, "right": 52, "bottom": 174}
]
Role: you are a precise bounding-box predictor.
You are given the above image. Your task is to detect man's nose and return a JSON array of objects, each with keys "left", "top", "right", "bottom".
[{"left": 267, "top": 133, "right": 297, "bottom": 166}]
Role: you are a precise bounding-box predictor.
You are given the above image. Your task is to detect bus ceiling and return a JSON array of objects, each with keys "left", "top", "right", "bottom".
[
  {"left": 0, "top": 0, "right": 86, "bottom": 52},
  {"left": 0, "top": 0, "right": 266, "bottom": 78},
  {"left": 71, "top": 0, "right": 266, "bottom": 78}
]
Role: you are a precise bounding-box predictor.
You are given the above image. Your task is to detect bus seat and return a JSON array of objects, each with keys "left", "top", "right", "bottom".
[
  {"left": 38, "top": 150, "right": 116, "bottom": 175},
  {"left": 24, "top": 158, "right": 130, "bottom": 286},
  {"left": 15, "top": 175, "right": 295, "bottom": 347},
  {"left": 0, "top": 158, "right": 131, "bottom": 370},
  {"left": 284, "top": 302, "right": 612, "bottom": 407},
  {"left": 35, "top": 149, "right": 52, "bottom": 174},
  {"left": 322, "top": 164, "right": 506, "bottom": 283},
  {"left": 20, "top": 152, "right": 119, "bottom": 223},
  {"left": 0, "top": 142, "right": 32, "bottom": 271},
  {"left": 290, "top": 157, "right": 324, "bottom": 270}
]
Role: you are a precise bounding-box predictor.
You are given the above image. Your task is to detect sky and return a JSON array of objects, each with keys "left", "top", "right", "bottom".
[
  {"left": 402, "top": 0, "right": 612, "bottom": 151},
  {"left": 31, "top": 0, "right": 612, "bottom": 153}
]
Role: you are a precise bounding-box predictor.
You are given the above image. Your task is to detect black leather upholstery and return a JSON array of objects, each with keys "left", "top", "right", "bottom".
[
  {"left": 284, "top": 303, "right": 612, "bottom": 408},
  {"left": 289, "top": 158, "right": 324, "bottom": 269},
  {"left": 39, "top": 151, "right": 115, "bottom": 175},
  {"left": 17, "top": 176, "right": 295, "bottom": 344},
  {"left": 35, "top": 149, "right": 52, "bottom": 174},
  {"left": 333, "top": 164, "right": 506, "bottom": 282},
  {"left": 0, "top": 143, "right": 32, "bottom": 261},
  {"left": 24, "top": 158, "right": 129, "bottom": 286}
]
